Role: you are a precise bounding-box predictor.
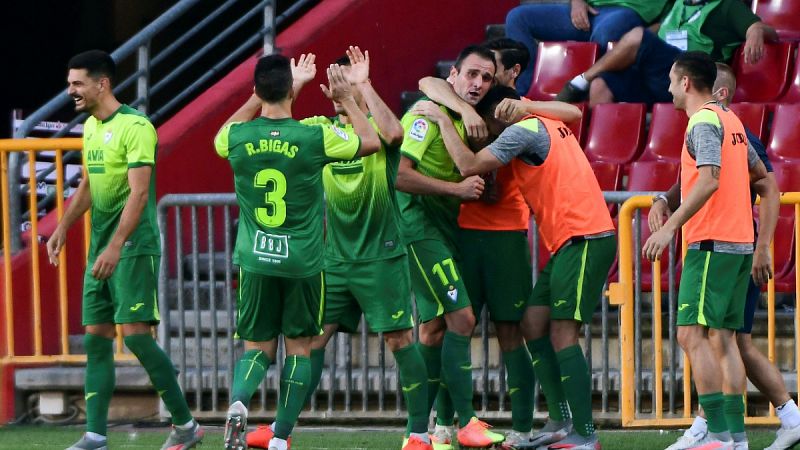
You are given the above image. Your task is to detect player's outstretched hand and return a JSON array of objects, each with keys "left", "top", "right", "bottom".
[
  {"left": 320, "top": 64, "right": 353, "bottom": 102},
  {"left": 345, "top": 46, "right": 369, "bottom": 84},
  {"left": 291, "top": 53, "right": 317, "bottom": 85},
  {"left": 455, "top": 175, "right": 485, "bottom": 201},
  {"left": 647, "top": 199, "right": 671, "bottom": 233},
  {"left": 46, "top": 227, "right": 66, "bottom": 266},
  {"left": 408, "top": 100, "right": 448, "bottom": 125},
  {"left": 642, "top": 228, "right": 673, "bottom": 262}
]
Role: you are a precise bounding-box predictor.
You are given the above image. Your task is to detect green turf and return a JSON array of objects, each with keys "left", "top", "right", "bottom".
[{"left": 0, "top": 426, "right": 781, "bottom": 449}]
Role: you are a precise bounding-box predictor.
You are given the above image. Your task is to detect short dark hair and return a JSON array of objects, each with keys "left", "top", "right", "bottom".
[
  {"left": 484, "top": 38, "right": 530, "bottom": 74},
  {"left": 454, "top": 45, "right": 497, "bottom": 72},
  {"left": 334, "top": 55, "right": 350, "bottom": 66},
  {"left": 475, "top": 85, "right": 520, "bottom": 117},
  {"left": 254, "top": 54, "right": 293, "bottom": 103},
  {"left": 67, "top": 50, "right": 116, "bottom": 84},
  {"left": 673, "top": 51, "right": 717, "bottom": 93}
]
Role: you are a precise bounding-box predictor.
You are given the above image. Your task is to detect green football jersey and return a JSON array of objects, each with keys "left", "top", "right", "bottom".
[
  {"left": 304, "top": 115, "right": 405, "bottom": 262},
  {"left": 214, "top": 116, "right": 361, "bottom": 278},
  {"left": 82, "top": 104, "right": 160, "bottom": 261},
  {"left": 396, "top": 100, "right": 466, "bottom": 249}
]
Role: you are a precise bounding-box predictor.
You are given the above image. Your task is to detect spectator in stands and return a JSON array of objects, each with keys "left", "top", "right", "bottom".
[
  {"left": 657, "top": 63, "right": 798, "bottom": 450},
  {"left": 557, "top": 0, "right": 778, "bottom": 107},
  {"left": 505, "top": 0, "right": 669, "bottom": 95}
]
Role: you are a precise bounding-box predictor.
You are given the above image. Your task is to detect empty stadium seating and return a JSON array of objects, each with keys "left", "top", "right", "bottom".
[
  {"left": 639, "top": 103, "right": 688, "bottom": 162},
  {"left": 584, "top": 103, "right": 646, "bottom": 164},
  {"left": 779, "top": 55, "right": 800, "bottom": 102},
  {"left": 525, "top": 41, "right": 598, "bottom": 101},
  {"left": 590, "top": 161, "right": 622, "bottom": 192},
  {"left": 566, "top": 102, "right": 588, "bottom": 145},
  {"left": 729, "top": 102, "right": 767, "bottom": 141},
  {"left": 753, "top": 0, "right": 800, "bottom": 41},
  {"left": 767, "top": 104, "right": 800, "bottom": 161},
  {"left": 732, "top": 41, "right": 794, "bottom": 103}
]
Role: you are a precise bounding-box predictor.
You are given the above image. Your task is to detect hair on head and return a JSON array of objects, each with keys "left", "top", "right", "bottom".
[
  {"left": 475, "top": 85, "right": 520, "bottom": 117},
  {"left": 673, "top": 51, "right": 717, "bottom": 93},
  {"left": 454, "top": 44, "right": 497, "bottom": 72},
  {"left": 254, "top": 53, "right": 293, "bottom": 103},
  {"left": 68, "top": 50, "right": 116, "bottom": 84},
  {"left": 484, "top": 38, "right": 530, "bottom": 74}
]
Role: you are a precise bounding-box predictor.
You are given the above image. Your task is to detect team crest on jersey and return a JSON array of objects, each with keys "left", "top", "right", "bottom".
[
  {"left": 447, "top": 285, "right": 458, "bottom": 303},
  {"left": 408, "top": 118, "right": 428, "bottom": 142},
  {"left": 331, "top": 125, "right": 349, "bottom": 141},
  {"left": 270, "top": 130, "right": 280, "bottom": 137},
  {"left": 104, "top": 131, "right": 113, "bottom": 144}
]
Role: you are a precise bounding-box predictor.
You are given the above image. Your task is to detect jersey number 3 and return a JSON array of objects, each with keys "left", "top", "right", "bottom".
[{"left": 254, "top": 168, "right": 287, "bottom": 227}]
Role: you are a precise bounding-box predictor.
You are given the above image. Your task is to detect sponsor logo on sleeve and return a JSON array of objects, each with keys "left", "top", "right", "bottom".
[
  {"left": 408, "top": 118, "right": 429, "bottom": 142},
  {"left": 331, "top": 125, "right": 350, "bottom": 141}
]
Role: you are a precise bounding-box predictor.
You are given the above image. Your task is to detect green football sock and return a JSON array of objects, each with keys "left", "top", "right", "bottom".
[
  {"left": 699, "top": 392, "right": 728, "bottom": 434},
  {"left": 441, "top": 331, "right": 475, "bottom": 427},
  {"left": 231, "top": 349, "right": 271, "bottom": 407},
  {"left": 394, "top": 343, "right": 430, "bottom": 434},
  {"left": 124, "top": 333, "right": 193, "bottom": 425},
  {"left": 527, "top": 337, "right": 569, "bottom": 422},
  {"left": 274, "top": 355, "right": 311, "bottom": 440},
  {"left": 304, "top": 348, "right": 325, "bottom": 406},
  {"left": 435, "top": 384, "right": 455, "bottom": 426},
  {"left": 504, "top": 345, "right": 535, "bottom": 433},
  {"left": 557, "top": 345, "right": 594, "bottom": 436},
  {"left": 418, "top": 343, "right": 442, "bottom": 414},
  {"left": 724, "top": 394, "right": 745, "bottom": 434},
  {"left": 84, "top": 334, "right": 115, "bottom": 436}
]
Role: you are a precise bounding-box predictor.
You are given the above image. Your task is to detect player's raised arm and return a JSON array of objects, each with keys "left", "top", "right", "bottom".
[
  {"left": 321, "top": 63, "right": 380, "bottom": 156},
  {"left": 290, "top": 53, "right": 317, "bottom": 99},
  {"left": 345, "top": 46, "right": 404, "bottom": 147},
  {"left": 219, "top": 94, "right": 262, "bottom": 131}
]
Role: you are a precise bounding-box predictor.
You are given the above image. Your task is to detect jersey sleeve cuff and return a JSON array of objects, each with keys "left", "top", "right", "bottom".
[
  {"left": 128, "top": 161, "right": 155, "bottom": 168},
  {"left": 400, "top": 150, "right": 420, "bottom": 165}
]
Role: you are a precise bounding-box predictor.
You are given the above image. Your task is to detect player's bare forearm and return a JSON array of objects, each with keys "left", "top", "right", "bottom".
[
  {"left": 661, "top": 166, "right": 718, "bottom": 234},
  {"left": 438, "top": 118, "right": 502, "bottom": 176},
  {"left": 221, "top": 94, "right": 262, "bottom": 129},
  {"left": 396, "top": 157, "right": 458, "bottom": 196},
  {"left": 521, "top": 100, "right": 582, "bottom": 123},
  {"left": 753, "top": 172, "right": 779, "bottom": 251},
  {"left": 340, "top": 97, "right": 381, "bottom": 156},
  {"left": 356, "top": 81, "right": 403, "bottom": 147},
  {"left": 419, "top": 77, "right": 472, "bottom": 116},
  {"left": 663, "top": 182, "right": 681, "bottom": 212},
  {"left": 108, "top": 166, "right": 152, "bottom": 250},
  {"left": 56, "top": 176, "right": 92, "bottom": 232}
]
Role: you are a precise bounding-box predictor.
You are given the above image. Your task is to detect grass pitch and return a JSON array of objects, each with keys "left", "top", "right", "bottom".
[{"left": 0, "top": 426, "right": 781, "bottom": 449}]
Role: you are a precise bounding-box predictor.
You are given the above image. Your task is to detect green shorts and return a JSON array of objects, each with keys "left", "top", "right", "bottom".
[
  {"left": 82, "top": 255, "right": 161, "bottom": 326},
  {"left": 529, "top": 235, "right": 616, "bottom": 322},
  {"left": 677, "top": 249, "right": 752, "bottom": 330},
  {"left": 324, "top": 255, "right": 415, "bottom": 333},
  {"left": 236, "top": 269, "right": 324, "bottom": 341},
  {"left": 407, "top": 239, "right": 472, "bottom": 323},
  {"left": 459, "top": 229, "right": 532, "bottom": 322}
]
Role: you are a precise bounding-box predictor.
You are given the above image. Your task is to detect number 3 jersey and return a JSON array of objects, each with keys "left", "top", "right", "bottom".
[{"left": 214, "top": 116, "right": 361, "bottom": 278}]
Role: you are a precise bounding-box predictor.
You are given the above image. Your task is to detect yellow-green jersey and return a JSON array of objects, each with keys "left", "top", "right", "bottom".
[
  {"left": 214, "top": 117, "right": 361, "bottom": 278},
  {"left": 82, "top": 104, "right": 159, "bottom": 261},
  {"left": 396, "top": 100, "right": 467, "bottom": 249},
  {"left": 302, "top": 115, "right": 405, "bottom": 262}
]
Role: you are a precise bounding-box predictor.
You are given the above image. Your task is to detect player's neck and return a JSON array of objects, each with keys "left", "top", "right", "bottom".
[
  {"left": 260, "top": 100, "right": 293, "bottom": 120},
  {"left": 686, "top": 93, "right": 715, "bottom": 117},
  {"left": 92, "top": 96, "right": 122, "bottom": 122}
]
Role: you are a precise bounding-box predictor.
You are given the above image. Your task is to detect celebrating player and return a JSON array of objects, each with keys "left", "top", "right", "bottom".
[
  {"left": 48, "top": 50, "right": 204, "bottom": 450},
  {"left": 213, "top": 53, "right": 380, "bottom": 450}
]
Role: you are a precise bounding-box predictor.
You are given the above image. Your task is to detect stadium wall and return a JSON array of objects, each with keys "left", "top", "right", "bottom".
[{"left": 0, "top": 0, "right": 516, "bottom": 422}]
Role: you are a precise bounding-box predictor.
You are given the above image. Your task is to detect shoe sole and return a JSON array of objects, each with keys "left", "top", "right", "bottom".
[{"left": 224, "top": 414, "right": 247, "bottom": 450}]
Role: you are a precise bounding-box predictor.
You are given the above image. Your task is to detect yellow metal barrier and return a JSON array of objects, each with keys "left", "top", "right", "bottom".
[
  {"left": 0, "top": 138, "right": 134, "bottom": 364},
  {"left": 610, "top": 193, "right": 800, "bottom": 427}
]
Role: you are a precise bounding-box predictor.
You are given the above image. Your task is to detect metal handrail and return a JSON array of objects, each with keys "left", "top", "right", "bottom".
[{"left": 6, "top": 0, "right": 316, "bottom": 251}]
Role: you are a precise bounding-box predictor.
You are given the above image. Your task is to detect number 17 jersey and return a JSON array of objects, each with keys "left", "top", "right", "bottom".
[{"left": 214, "top": 116, "right": 361, "bottom": 278}]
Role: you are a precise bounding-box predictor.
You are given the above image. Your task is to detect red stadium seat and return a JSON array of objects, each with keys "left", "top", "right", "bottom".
[
  {"left": 779, "top": 56, "right": 800, "bottom": 102},
  {"left": 584, "top": 103, "right": 646, "bottom": 164},
  {"left": 753, "top": 0, "right": 800, "bottom": 41},
  {"left": 526, "top": 41, "right": 599, "bottom": 101},
  {"left": 590, "top": 161, "right": 622, "bottom": 192},
  {"left": 639, "top": 103, "right": 688, "bottom": 162},
  {"left": 767, "top": 104, "right": 800, "bottom": 162},
  {"left": 728, "top": 103, "right": 767, "bottom": 141},
  {"left": 732, "top": 41, "right": 795, "bottom": 103},
  {"left": 566, "top": 102, "right": 588, "bottom": 145},
  {"left": 772, "top": 215, "right": 796, "bottom": 293}
]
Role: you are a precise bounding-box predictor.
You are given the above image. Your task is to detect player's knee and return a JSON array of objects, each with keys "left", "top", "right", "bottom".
[
  {"left": 549, "top": 321, "right": 580, "bottom": 351},
  {"left": 495, "top": 322, "right": 524, "bottom": 352},
  {"left": 419, "top": 319, "right": 446, "bottom": 346},
  {"left": 384, "top": 329, "right": 413, "bottom": 352},
  {"left": 86, "top": 323, "right": 116, "bottom": 340},
  {"left": 446, "top": 308, "right": 476, "bottom": 335},
  {"left": 677, "top": 325, "right": 703, "bottom": 352}
]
